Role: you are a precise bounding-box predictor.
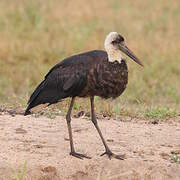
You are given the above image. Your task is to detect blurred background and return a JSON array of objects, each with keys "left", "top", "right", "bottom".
[{"left": 0, "top": 0, "right": 180, "bottom": 118}]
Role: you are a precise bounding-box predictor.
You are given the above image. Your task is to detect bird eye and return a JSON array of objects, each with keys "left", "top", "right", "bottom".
[
  {"left": 112, "top": 40, "right": 117, "bottom": 44},
  {"left": 120, "top": 36, "right": 124, "bottom": 41},
  {"left": 112, "top": 39, "right": 122, "bottom": 44}
]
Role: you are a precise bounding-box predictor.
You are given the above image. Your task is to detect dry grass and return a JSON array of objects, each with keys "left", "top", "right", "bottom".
[{"left": 0, "top": 0, "right": 180, "bottom": 118}]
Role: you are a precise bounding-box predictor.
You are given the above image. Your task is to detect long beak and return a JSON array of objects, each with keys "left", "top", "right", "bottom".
[{"left": 119, "top": 42, "right": 144, "bottom": 67}]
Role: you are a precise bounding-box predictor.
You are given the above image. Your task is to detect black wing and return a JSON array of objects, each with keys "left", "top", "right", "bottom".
[{"left": 24, "top": 50, "right": 107, "bottom": 115}]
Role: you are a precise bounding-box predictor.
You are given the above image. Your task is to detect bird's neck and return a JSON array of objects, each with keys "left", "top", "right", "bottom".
[{"left": 107, "top": 49, "right": 122, "bottom": 63}]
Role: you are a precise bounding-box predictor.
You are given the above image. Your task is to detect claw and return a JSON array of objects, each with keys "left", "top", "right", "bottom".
[
  {"left": 70, "top": 151, "right": 91, "bottom": 159},
  {"left": 100, "top": 149, "right": 125, "bottom": 160}
]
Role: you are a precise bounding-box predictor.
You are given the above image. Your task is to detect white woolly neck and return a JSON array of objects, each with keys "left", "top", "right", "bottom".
[
  {"left": 106, "top": 48, "right": 122, "bottom": 63},
  {"left": 104, "top": 32, "right": 123, "bottom": 63}
]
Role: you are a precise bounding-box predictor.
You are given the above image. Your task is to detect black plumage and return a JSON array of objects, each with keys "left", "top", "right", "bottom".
[
  {"left": 25, "top": 50, "right": 128, "bottom": 115},
  {"left": 25, "top": 32, "right": 143, "bottom": 159}
]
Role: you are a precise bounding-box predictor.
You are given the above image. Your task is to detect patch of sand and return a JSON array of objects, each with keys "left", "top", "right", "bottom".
[{"left": 0, "top": 115, "right": 179, "bottom": 179}]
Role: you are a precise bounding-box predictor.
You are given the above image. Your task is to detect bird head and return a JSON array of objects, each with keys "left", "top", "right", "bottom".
[{"left": 104, "top": 32, "right": 143, "bottom": 67}]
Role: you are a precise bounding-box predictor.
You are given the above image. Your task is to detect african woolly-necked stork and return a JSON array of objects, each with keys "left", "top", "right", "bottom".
[{"left": 25, "top": 32, "right": 143, "bottom": 159}]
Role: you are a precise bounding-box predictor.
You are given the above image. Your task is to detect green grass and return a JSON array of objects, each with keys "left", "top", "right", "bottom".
[
  {"left": 171, "top": 155, "right": 180, "bottom": 164},
  {"left": 0, "top": 0, "right": 180, "bottom": 119},
  {"left": 13, "top": 161, "right": 27, "bottom": 180},
  {"left": 144, "top": 107, "right": 176, "bottom": 119}
]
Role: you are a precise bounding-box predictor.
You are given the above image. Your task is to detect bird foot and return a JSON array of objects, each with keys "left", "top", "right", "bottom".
[
  {"left": 70, "top": 151, "right": 91, "bottom": 159},
  {"left": 100, "top": 149, "right": 125, "bottom": 160}
]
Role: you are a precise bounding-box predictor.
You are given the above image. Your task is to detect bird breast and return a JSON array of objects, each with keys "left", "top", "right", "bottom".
[{"left": 79, "top": 59, "right": 128, "bottom": 99}]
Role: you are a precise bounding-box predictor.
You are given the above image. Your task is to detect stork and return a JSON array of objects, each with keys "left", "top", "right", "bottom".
[{"left": 24, "top": 32, "right": 143, "bottom": 160}]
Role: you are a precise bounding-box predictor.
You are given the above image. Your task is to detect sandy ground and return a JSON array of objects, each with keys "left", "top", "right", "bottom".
[{"left": 0, "top": 114, "right": 179, "bottom": 180}]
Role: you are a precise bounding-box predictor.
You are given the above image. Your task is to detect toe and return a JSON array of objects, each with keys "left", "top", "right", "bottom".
[
  {"left": 114, "top": 154, "right": 126, "bottom": 160},
  {"left": 70, "top": 152, "right": 91, "bottom": 159},
  {"left": 70, "top": 152, "right": 83, "bottom": 159},
  {"left": 100, "top": 150, "right": 125, "bottom": 160},
  {"left": 78, "top": 153, "right": 91, "bottom": 159}
]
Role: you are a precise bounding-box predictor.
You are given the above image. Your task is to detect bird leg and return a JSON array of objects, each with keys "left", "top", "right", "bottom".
[
  {"left": 66, "top": 97, "right": 91, "bottom": 159},
  {"left": 90, "top": 96, "right": 125, "bottom": 160}
]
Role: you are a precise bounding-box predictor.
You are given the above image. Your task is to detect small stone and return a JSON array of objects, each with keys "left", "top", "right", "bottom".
[
  {"left": 64, "top": 137, "right": 70, "bottom": 141},
  {"left": 107, "top": 139, "right": 114, "bottom": 142},
  {"left": 74, "top": 111, "right": 85, "bottom": 118},
  {"left": 171, "top": 150, "right": 180, "bottom": 155},
  {"left": 15, "top": 128, "right": 27, "bottom": 134},
  {"left": 41, "top": 166, "right": 57, "bottom": 175},
  {"left": 160, "top": 152, "right": 170, "bottom": 160},
  {"left": 33, "top": 144, "right": 43, "bottom": 148}
]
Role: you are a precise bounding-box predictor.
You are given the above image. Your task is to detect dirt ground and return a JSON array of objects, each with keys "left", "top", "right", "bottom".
[{"left": 0, "top": 114, "right": 179, "bottom": 180}]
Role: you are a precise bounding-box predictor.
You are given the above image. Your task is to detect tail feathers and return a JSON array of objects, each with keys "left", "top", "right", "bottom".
[
  {"left": 28, "top": 80, "right": 46, "bottom": 104},
  {"left": 24, "top": 80, "right": 46, "bottom": 116},
  {"left": 24, "top": 109, "right": 31, "bottom": 116},
  {"left": 24, "top": 79, "right": 64, "bottom": 116}
]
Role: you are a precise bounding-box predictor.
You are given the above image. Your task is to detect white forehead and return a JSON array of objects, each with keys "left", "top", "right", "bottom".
[{"left": 105, "top": 32, "right": 119, "bottom": 43}]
